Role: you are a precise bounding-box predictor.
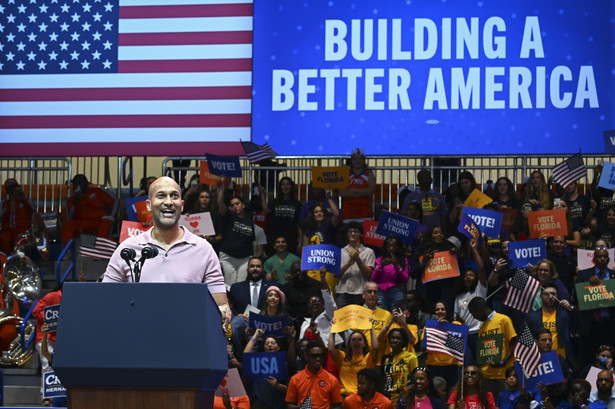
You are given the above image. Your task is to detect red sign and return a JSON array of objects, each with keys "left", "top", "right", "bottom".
[
  {"left": 363, "top": 220, "right": 385, "bottom": 247},
  {"left": 119, "top": 221, "right": 148, "bottom": 243},
  {"left": 422, "top": 251, "right": 460, "bottom": 283}
]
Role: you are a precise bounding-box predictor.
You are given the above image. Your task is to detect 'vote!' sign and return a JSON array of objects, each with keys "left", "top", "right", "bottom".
[
  {"left": 205, "top": 153, "right": 242, "bottom": 177},
  {"left": 301, "top": 244, "right": 341, "bottom": 275},
  {"left": 514, "top": 351, "right": 564, "bottom": 388},
  {"left": 508, "top": 239, "right": 546, "bottom": 268},
  {"left": 461, "top": 207, "right": 503, "bottom": 238},
  {"left": 375, "top": 210, "right": 418, "bottom": 245},
  {"left": 243, "top": 352, "right": 287, "bottom": 381},
  {"left": 248, "top": 313, "right": 292, "bottom": 337}
]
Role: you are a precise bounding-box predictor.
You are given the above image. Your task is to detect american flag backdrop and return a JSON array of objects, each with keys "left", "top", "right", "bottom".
[{"left": 0, "top": 0, "right": 253, "bottom": 156}]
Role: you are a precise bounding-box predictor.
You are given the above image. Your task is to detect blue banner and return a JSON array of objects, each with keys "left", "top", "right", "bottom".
[
  {"left": 514, "top": 351, "right": 564, "bottom": 389},
  {"left": 604, "top": 131, "right": 615, "bottom": 154},
  {"left": 462, "top": 207, "right": 503, "bottom": 239},
  {"left": 253, "top": 1, "right": 613, "bottom": 155},
  {"left": 375, "top": 211, "right": 419, "bottom": 245},
  {"left": 43, "top": 371, "right": 67, "bottom": 399},
  {"left": 301, "top": 244, "right": 341, "bottom": 275},
  {"left": 243, "top": 352, "right": 287, "bottom": 382},
  {"left": 248, "top": 313, "right": 293, "bottom": 337},
  {"left": 598, "top": 161, "right": 615, "bottom": 190},
  {"left": 205, "top": 153, "right": 242, "bottom": 178},
  {"left": 508, "top": 239, "right": 547, "bottom": 268},
  {"left": 458, "top": 213, "right": 482, "bottom": 247},
  {"left": 43, "top": 305, "right": 60, "bottom": 333}
]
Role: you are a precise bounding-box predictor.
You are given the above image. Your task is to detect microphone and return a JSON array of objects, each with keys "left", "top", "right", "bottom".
[
  {"left": 120, "top": 248, "right": 136, "bottom": 263},
  {"left": 141, "top": 246, "right": 159, "bottom": 260},
  {"left": 134, "top": 246, "right": 159, "bottom": 283}
]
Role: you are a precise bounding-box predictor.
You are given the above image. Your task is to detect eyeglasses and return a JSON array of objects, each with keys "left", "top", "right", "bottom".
[
  {"left": 464, "top": 371, "right": 479, "bottom": 376},
  {"left": 365, "top": 289, "right": 378, "bottom": 294},
  {"left": 542, "top": 292, "right": 557, "bottom": 298},
  {"left": 309, "top": 353, "right": 326, "bottom": 359}
]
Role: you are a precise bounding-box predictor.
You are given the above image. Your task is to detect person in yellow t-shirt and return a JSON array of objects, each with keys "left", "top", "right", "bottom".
[
  {"left": 377, "top": 301, "right": 419, "bottom": 363},
  {"left": 380, "top": 328, "right": 418, "bottom": 406},
  {"left": 329, "top": 322, "right": 378, "bottom": 397},
  {"left": 468, "top": 297, "right": 517, "bottom": 401},
  {"left": 423, "top": 301, "right": 462, "bottom": 390},
  {"left": 355, "top": 282, "right": 392, "bottom": 359}
]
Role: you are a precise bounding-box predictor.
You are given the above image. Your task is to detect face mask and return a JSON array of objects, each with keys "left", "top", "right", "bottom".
[{"left": 598, "top": 356, "right": 610, "bottom": 366}]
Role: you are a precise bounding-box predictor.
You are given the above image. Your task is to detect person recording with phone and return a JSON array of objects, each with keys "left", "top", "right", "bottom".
[{"left": 102, "top": 177, "right": 231, "bottom": 329}]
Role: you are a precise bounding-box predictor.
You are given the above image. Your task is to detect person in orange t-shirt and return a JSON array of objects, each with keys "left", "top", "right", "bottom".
[
  {"left": 286, "top": 342, "right": 342, "bottom": 409},
  {"left": 62, "top": 174, "right": 117, "bottom": 245}
]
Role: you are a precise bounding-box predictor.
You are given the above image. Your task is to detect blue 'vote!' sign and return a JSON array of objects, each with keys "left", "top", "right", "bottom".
[
  {"left": 205, "top": 153, "right": 242, "bottom": 177},
  {"left": 462, "top": 207, "right": 503, "bottom": 238},
  {"left": 375, "top": 211, "right": 418, "bottom": 245},
  {"left": 243, "top": 352, "right": 287, "bottom": 381},
  {"left": 248, "top": 313, "right": 292, "bottom": 337},
  {"left": 301, "top": 244, "right": 341, "bottom": 275},
  {"left": 508, "top": 239, "right": 546, "bottom": 268},
  {"left": 514, "top": 351, "right": 564, "bottom": 389}
]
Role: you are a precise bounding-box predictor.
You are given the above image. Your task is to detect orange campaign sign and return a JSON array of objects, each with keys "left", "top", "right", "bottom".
[
  {"left": 134, "top": 200, "right": 153, "bottom": 225},
  {"left": 500, "top": 208, "right": 517, "bottom": 230},
  {"left": 528, "top": 208, "right": 568, "bottom": 238},
  {"left": 311, "top": 166, "right": 350, "bottom": 189},
  {"left": 120, "top": 221, "right": 148, "bottom": 243},
  {"left": 199, "top": 160, "right": 233, "bottom": 187},
  {"left": 422, "top": 251, "right": 460, "bottom": 283}
]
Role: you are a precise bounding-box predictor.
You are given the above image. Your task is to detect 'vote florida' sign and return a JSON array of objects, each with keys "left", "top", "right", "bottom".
[
  {"left": 508, "top": 239, "right": 546, "bottom": 268},
  {"left": 301, "top": 244, "right": 341, "bottom": 275},
  {"left": 462, "top": 207, "right": 503, "bottom": 238},
  {"left": 375, "top": 210, "right": 418, "bottom": 245}
]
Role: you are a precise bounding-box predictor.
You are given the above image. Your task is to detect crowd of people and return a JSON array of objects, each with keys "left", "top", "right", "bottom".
[{"left": 3, "top": 151, "right": 615, "bottom": 409}]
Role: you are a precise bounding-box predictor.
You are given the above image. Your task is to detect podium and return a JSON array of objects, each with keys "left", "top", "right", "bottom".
[{"left": 53, "top": 282, "right": 227, "bottom": 409}]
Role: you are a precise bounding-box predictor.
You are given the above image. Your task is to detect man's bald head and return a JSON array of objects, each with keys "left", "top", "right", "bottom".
[{"left": 148, "top": 177, "right": 181, "bottom": 199}]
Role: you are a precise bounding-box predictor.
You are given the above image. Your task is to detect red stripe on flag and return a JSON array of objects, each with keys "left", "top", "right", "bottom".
[
  {"left": 119, "top": 31, "right": 253, "bottom": 46},
  {"left": 118, "top": 59, "right": 253, "bottom": 73},
  {"left": 2, "top": 114, "right": 251, "bottom": 128},
  {"left": 1, "top": 87, "right": 252, "bottom": 102},
  {"left": 119, "top": 4, "right": 253, "bottom": 19}
]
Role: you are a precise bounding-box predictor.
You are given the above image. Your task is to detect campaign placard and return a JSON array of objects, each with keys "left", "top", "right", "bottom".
[
  {"left": 575, "top": 280, "right": 615, "bottom": 311},
  {"left": 311, "top": 166, "right": 350, "bottom": 189},
  {"left": 331, "top": 305, "right": 373, "bottom": 333},
  {"left": 215, "top": 368, "right": 247, "bottom": 398},
  {"left": 577, "top": 248, "right": 615, "bottom": 270},
  {"left": 375, "top": 210, "right": 418, "bottom": 245},
  {"left": 43, "top": 371, "right": 66, "bottom": 399},
  {"left": 514, "top": 351, "right": 564, "bottom": 388},
  {"left": 528, "top": 209, "right": 568, "bottom": 238},
  {"left": 363, "top": 220, "right": 386, "bottom": 247},
  {"left": 604, "top": 130, "right": 615, "bottom": 154},
  {"left": 586, "top": 366, "right": 615, "bottom": 393},
  {"left": 508, "top": 239, "right": 547, "bottom": 268},
  {"left": 598, "top": 161, "right": 615, "bottom": 190},
  {"left": 120, "top": 220, "right": 148, "bottom": 243},
  {"left": 477, "top": 333, "right": 503, "bottom": 366},
  {"left": 243, "top": 352, "right": 287, "bottom": 382},
  {"left": 248, "top": 312, "right": 293, "bottom": 337},
  {"left": 43, "top": 304, "right": 60, "bottom": 333},
  {"left": 301, "top": 244, "right": 341, "bottom": 275},
  {"left": 125, "top": 196, "right": 150, "bottom": 223},
  {"left": 464, "top": 189, "right": 493, "bottom": 210},
  {"left": 179, "top": 212, "right": 216, "bottom": 237},
  {"left": 421, "top": 251, "right": 460, "bottom": 284},
  {"left": 205, "top": 153, "right": 242, "bottom": 178},
  {"left": 462, "top": 207, "right": 503, "bottom": 238},
  {"left": 458, "top": 213, "right": 482, "bottom": 246}
]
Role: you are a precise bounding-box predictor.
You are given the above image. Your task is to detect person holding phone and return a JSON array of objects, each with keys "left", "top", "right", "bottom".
[{"left": 397, "top": 367, "right": 444, "bottom": 409}]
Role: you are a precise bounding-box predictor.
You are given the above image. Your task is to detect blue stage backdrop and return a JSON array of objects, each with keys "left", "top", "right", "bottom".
[{"left": 252, "top": 0, "right": 614, "bottom": 155}]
